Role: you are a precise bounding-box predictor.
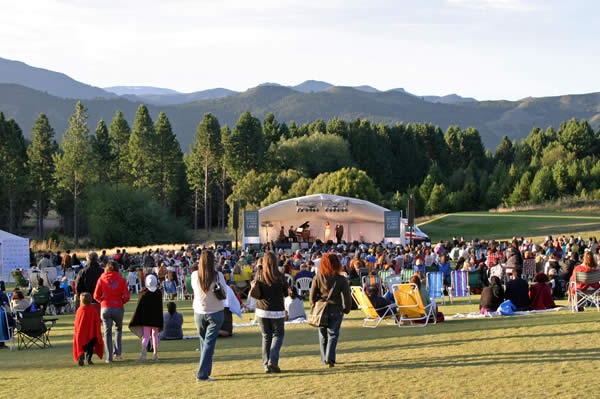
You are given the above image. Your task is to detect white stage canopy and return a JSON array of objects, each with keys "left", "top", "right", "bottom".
[
  {"left": 252, "top": 193, "right": 392, "bottom": 244},
  {"left": 0, "top": 230, "right": 30, "bottom": 281}
]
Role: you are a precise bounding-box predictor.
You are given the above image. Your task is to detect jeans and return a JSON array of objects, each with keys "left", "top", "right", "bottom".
[
  {"left": 318, "top": 311, "right": 343, "bottom": 364},
  {"left": 101, "top": 307, "right": 124, "bottom": 362},
  {"left": 257, "top": 317, "right": 285, "bottom": 368},
  {"left": 194, "top": 311, "right": 224, "bottom": 380}
]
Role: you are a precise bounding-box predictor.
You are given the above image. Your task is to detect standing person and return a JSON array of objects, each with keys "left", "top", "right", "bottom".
[
  {"left": 335, "top": 222, "right": 344, "bottom": 244},
  {"left": 73, "top": 292, "right": 103, "bottom": 366},
  {"left": 249, "top": 251, "right": 288, "bottom": 373},
  {"left": 61, "top": 250, "right": 73, "bottom": 273},
  {"left": 192, "top": 251, "right": 227, "bottom": 382},
  {"left": 75, "top": 252, "right": 104, "bottom": 309},
  {"left": 93, "top": 261, "right": 130, "bottom": 363},
  {"left": 505, "top": 239, "right": 523, "bottom": 274},
  {"left": 324, "top": 222, "right": 331, "bottom": 243},
  {"left": 129, "top": 275, "right": 163, "bottom": 361},
  {"left": 309, "top": 253, "right": 352, "bottom": 368}
]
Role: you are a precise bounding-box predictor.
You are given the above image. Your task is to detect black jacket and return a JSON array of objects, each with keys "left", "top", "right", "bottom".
[
  {"left": 253, "top": 269, "right": 288, "bottom": 312},
  {"left": 75, "top": 262, "right": 104, "bottom": 301},
  {"left": 505, "top": 277, "right": 530, "bottom": 310},
  {"left": 480, "top": 283, "right": 504, "bottom": 310},
  {"left": 129, "top": 289, "right": 164, "bottom": 330}
]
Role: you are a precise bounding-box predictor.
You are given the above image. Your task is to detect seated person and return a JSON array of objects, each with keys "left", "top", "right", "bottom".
[
  {"left": 570, "top": 252, "right": 600, "bottom": 311},
  {"left": 51, "top": 280, "right": 67, "bottom": 315},
  {"left": 409, "top": 274, "right": 431, "bottom": 308},
  {"left": 219, "top": 307, "right": 233, "bottom": 337},
  {"left": 505, "top": 269, "right": 530, "bottom": 311},
  {"left": 529, "top": 272, "right": 556, "bottom": 310},
  {"left": 294, "top": 264, "right": 314, "bottom": 281},
  {"left": 159, "top": 302, "right": 183, "bottom": 340},
  {"left": 10, "top": 289, "right": 31, "bottom": 313},
  {"left": 0, "top": 281, "right": 9, "bottom": 308},
  {"left": 366, "top": 286, "right": 396, "bottom": 317},
  {"left": 480, "top": 276, "right": 504, "bottom": 314},
  {"left": 32, "top": 278, "right": 51, "bottom": 314},
  {"left": 413, "top": 258, "right": 425, "bottom": 274},
  {"left": 284, "top": 287, "right": 306, "bottom": 321},
  {"left": 437, "top": 254, "right": 451, "bottom": 286}
]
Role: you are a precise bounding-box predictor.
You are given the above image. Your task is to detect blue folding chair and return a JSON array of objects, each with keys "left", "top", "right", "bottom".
[
  {"left": 427, "top": 272, "right": 447, "bottom": 305},
  {"left": 59, "top": 280, "right": 71, "bottom": 297}
]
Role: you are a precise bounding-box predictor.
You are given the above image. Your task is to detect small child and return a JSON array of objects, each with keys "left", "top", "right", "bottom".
[
  {"left": 129, "top": 275, "right": 163, "bottom": 361},
  {"left": 73, "top": 292, "right": 103, "bottom": 366}
]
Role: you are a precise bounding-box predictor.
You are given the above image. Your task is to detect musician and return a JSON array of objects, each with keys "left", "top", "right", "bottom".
[
  {"left": 324, "top": 221, "right": 331, "bottom": 243},
  {"left": 335, "top": 222, "right": 344, "bottom": 244},
  {"left": 288, "top": 226, "right": 296, "bottom": 242},
  {"left": 278, "top": 226, "right": 286, "bottom": 243}
]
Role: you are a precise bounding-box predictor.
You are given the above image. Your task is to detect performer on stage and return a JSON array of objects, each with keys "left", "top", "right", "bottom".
[
  {"left": 324, "top": 221, "right": 331, "bottom": 243},
  {"left": 335, "top": 222, "right": 344, "bottom": 244}
]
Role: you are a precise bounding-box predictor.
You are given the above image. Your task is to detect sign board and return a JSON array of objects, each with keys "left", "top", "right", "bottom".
[
  {"left": 243, "top": 210, "right": 259, "bottom": 237},
  {"left": 0, "top": 237, "right": 30, "bottom": 280},
  {"left": 384, "top": 211, "right": 401, "bottom": 237}
]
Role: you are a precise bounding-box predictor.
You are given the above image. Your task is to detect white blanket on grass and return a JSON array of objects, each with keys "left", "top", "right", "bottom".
[
  {"left": 446, "top": 306, "right": 570, "bottom": 320},
  {"left": 183, "top": 317, "right": 307, "bottom": 339}
]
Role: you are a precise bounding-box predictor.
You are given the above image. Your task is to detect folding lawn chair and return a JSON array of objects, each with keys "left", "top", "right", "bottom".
[
  {"left": 400, "top": 268, "right": 414, "bottom": 283},
  {"left": 387, "top": 275, "right": 404, "bottom": 292},
  {"left": 362, "top": 274, "right": 381, "bottom": 295},
  {"left": 351, "top": 286, "right": 397, "bottom": 328},
  {"left": 126, "top": 271, "right": 140, "bottom": 294},
  {"left": 391, "top": 283, "right": 436, "bottom": 327},
  {"left": 0, "top": 307, "right": 14, "bottom": 351},
  {"left": 186, "top": 275, "right": 193, "bottom": 298},
  {"left": 379, "top": 270, "right": 393, "bottom": 294},
  {"left": 468, "top": 271, "right": 482, "bottom": 293},
  {"left": 49, "top": 290, "right": 68, "bottom": 315},
  {"left": 522, "top": 259, "right": 536, "bottom": 281},
  {"left": 15, "top": 311, "right": 55, "bottom": 350},
  {"left": 449, "top": 270, "right": 471, "bottom": 304},
  {"left": 295, "top": 277, "right": 313, "bottom": 297},
  {"left": 427, "top": 272, "right": 447, "bottom": 305},
  {"left": 569, "top": 271, "right": 600, "bottom": 313},
  {"left": 11, "top": 270, "right": 29, "bottom": 289},
  {"left": 32, "top": 291, "right": 50, "bottom": 315}
]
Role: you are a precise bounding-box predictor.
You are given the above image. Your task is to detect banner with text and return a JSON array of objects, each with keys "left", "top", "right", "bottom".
[
  {"left": 384, "top": 211, "right": 401, "bottom": 237},
  {"left": 243, "top": 210, "right": 260, "bottom": 237}
]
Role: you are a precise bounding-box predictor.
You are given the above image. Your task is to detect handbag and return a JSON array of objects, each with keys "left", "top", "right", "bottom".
[
  {"left": 212, "top": 274, "right": 227, "bottom": 300},
  {"left": 308, "top": 280, "right": 337, "bottom": 328}
]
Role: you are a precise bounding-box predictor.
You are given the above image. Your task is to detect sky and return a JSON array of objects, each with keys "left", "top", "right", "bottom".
[{"left": 0, "top": 0, "right": 598, "bottom": 100}]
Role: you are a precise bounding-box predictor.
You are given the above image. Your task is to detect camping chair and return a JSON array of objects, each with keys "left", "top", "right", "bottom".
[
  {"left": 387, "top": 275, "right": 404, "bottom": 292},
  {"left": 569, "top": 271, "right": 600, "bottom": 313},
  {"left": 362, "top": 274, "right": 381, "bottom": 295},
  {"left": 127, "top": 272, "right": 140, "bottom": 294},
  {"left": 379, "top": 270, "right": 393, "bottom": 294},
  {"left": 28, "top": 270, "right": 41, "bottom": 287},
  {"left": 522, "top": 259, "right": 536, "bottom": 281},
  {"left": 32, "top": 291, "right": 50, "bottom": 315},
  {"left": 400, "top": 268, "right": 414, "bottom": 283},
  {"left": 11, "top": 270, "right": 29, "bottom": 289},
  {"left": 186, "top": 275, "right": 193, "bottom": 298},
  {"left": 468, "top": 271, "right": 482, "bottom": 293},
  {"left": 391, "top": 283, "right": 436, "bottom": 327},
  {"left": 351, "top": 286, "right": 397, "bottom": 328},
  {"left": 41, "top": 267, "right": 58, "bottom": 288},
  {"left": 15, "top": 311, "right": 55, "bottom": 350},
  {"left": 0, "top": 307, "right": 14, "bottom": 351},
  {"left": 449, "top": 270, "right": 471, "bottom": 304},
  {"left": 233, "top": 273, "right": 250, "bottom": 298},
  {"left": 176, "top": 274, "right": 186, "bottom": 300},
  {"left": 295, "top": 277, "right": 313, "bottom": 297},
  {"left": 49, "top": 290, "right": 68, "bottom": 315},
  {"left": 427, "top": 272, "right": 447, "bottom": 304}
]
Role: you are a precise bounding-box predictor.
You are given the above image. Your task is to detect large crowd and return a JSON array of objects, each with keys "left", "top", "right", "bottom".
[{"left": 1, "top": 233, "right": 599, "bottom": 380}]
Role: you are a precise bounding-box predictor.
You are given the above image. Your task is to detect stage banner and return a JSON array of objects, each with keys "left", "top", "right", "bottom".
[
  {"left": 384, "top": 211, "right": 401, "bottom": 237},
  {"left": 243, "top": 210, "right": 259, "bottom": 237}
]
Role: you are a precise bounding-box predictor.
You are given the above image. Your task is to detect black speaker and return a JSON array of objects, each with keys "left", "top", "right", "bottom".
[
  {"left": 233, "top": 200, "right": 240, "bottom": 229},
  {"left": 407, "top": 194, "right": 415, "bottom": 227}
]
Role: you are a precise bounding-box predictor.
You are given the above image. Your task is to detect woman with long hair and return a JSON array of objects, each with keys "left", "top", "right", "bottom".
[
  {"left": 570, "top": 251, "right": 600, "bottom": 296},
  {"left": 191, "top": 251, "right": 227, "bottom": 381},
  {"left": 309, "top": 253, "right": 351, "bottom": 368},
  {"left": 250, "top": 251, "right": 288, "bottom": 373}
]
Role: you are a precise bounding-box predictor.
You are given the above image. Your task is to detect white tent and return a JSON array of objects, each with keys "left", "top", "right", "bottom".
[
  {"left": 246, "top": 193, "right": 393, "bottom": 245},
  {"left": 0, "top": 230, "right": 30, "bottom": 281}
]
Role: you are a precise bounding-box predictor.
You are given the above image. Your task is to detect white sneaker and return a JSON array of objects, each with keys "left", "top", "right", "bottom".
[
  {"left": 140, "top": 347, "right": 147, "bottom": 362},
  {"left": 152, "top": 353, "right": 158, "bottom": 361}
]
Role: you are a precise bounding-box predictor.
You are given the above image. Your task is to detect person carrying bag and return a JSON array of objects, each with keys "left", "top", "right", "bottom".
[{"left": 309, "top": 253, "right": 352, "bottom": 368}]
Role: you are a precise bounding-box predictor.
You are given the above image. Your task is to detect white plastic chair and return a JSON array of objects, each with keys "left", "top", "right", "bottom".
[
  {"left": 295, "top": 277, "right": 312, "bottom": 296},
  {"left": 126, "top": 272, "right": 140, "bottom": 294},
  {"left": 284, "top": 273, "right": 293, "bottom": 289}
]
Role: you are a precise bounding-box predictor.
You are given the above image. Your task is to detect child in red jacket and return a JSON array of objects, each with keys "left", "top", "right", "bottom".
[{"left": 73, "top": 292, "right": 104, "bottom": 366}]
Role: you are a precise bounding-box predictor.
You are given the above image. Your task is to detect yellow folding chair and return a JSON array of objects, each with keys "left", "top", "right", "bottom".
[
  {"left": 391, "top": 283, "right": 436, "bottom": 327},
  {"left": 350, "top": 286, "right": 397, "bottom": 328}
]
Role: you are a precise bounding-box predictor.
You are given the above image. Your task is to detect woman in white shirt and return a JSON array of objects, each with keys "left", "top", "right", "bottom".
[{"left": 192, "top": 251, "right": 227, "bottom": 382}]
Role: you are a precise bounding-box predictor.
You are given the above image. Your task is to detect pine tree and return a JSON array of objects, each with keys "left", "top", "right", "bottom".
[
  {"left": 128, "top": 105, "right": 155, "bottom": 190},
  {"left": 223, "top": 111, "right": 264, "bottom": 182},
  {"left": 153, "top": 112, "right": 182, "bottom": 206},
  {"left": 108, "top": 110, "right": 132, "bottom": 186},
  {"left": 92, "top": 119, "right": 113, "bottom": 184},
  {"left": 185, "top": 113, "right": 222, "bottom": 231},
  {"left": 27, "top": 114, "right": 58, "bottom": 238},
  {"left": 0, "top": 115, "right": 30, "bottom": 232},
  {"left": 53, "top": 101, "right": 95, "bottom": 245}
]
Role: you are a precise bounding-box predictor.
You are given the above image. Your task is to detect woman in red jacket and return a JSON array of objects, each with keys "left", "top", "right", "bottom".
[
  {"left": 529, "top": 272, "right": 556, "bottom": 310},
  {"left": 93, "top": 262, "right": 130, "bottom": 363},
  {"left": 570, "top": 252, "right": 600, "bottom": 294}
]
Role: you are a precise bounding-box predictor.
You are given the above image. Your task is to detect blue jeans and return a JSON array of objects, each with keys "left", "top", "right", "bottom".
[
  {"left": 318, "top": 311, "right": 343, "bottom": 364},
  {"left": 101, "top": 307, "right": 124, "bottom": 362},
  {"left": 194, "top": 311, "right": 224, "bottom": 380},
  {"left": 257, "top": 317, "right": 285, "bottom": 368}
]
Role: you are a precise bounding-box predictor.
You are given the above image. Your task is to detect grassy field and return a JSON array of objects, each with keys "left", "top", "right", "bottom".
[
  {"left": 419, "top": 210, "right": 600, "bottom": 243},
  {"left": 2, "top": 294, "right": 598, "bottom": 399}
]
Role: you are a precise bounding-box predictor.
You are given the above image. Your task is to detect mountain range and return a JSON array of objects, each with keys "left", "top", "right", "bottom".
[{"left": 1, "top": 56, "right": 599, "bottom": 151}]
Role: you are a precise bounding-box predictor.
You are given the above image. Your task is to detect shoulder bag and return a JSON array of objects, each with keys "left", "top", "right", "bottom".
[
  {"left": 212, "top": 272, "right": 227, "bottom": 300},
  {"left": 308, "top": 279, "right": 337, "bottom": 328}
]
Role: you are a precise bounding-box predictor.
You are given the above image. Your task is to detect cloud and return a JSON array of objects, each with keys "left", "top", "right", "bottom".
[{"left": 446, "top": 0, "right": 540, "bottom": 11}]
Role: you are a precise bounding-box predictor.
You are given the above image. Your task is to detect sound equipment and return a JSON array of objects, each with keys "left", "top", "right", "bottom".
[{"left": 233, "top": 200, "right": 240, "bottom": 229}]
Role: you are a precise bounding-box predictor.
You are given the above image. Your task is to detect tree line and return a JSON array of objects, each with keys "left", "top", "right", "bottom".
[{"left": 1, "top": 101, "right": 599, "bottom": 247}]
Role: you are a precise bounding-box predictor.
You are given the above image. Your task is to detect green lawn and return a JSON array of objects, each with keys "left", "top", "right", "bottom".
[
  {"left": 2, "top": 294, "right": 598, "bottom": 398},
  {"left": 419, "top": 211, "right": 600, "bottom": 243}
]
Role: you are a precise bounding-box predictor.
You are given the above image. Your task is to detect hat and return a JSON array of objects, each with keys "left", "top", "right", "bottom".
[{"left": 145, "top": 275, "right": 158, "bottom": 292}]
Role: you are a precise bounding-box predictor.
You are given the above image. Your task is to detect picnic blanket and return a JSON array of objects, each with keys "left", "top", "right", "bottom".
[
  {"left": 446, "top": 306, "right": 569, "bottom": 320},
  {"left": 182, "top": 318, "right": 307, "bottom": 339}
]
